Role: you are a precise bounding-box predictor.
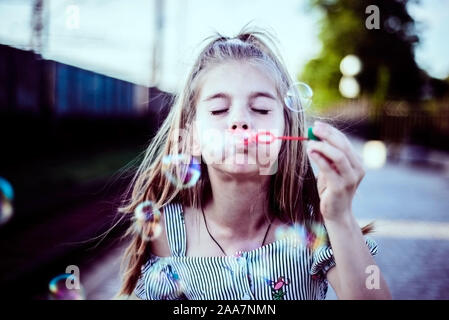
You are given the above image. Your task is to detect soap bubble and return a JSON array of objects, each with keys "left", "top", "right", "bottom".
[
  {"left": 275, "top": 222, "right": 327, "bottom": 251},
  {"left": 307, "top": 223, "right": 328, "bottom": 251},
  {"left": 284, "top": 82, "right": 313, "bottom": 112},
  {"left": 134, "top": 200, "right": 162, "bottom": 241},
  {"left": 0, "top": 177, "right": 14, "bottom": 226},
  {"left": 134, "top": 200, "right": 161, "bottom": 223},
  {"left": 0, "top": 197, "right": 13, "bottom": 226},
  {"left": 275, "top": 223, "right": 307, "bottom": 244},
  {"left": 161, "top": 154, "right": 201, "bottom": 189},
  {"left": 48, "top": 274, "right": 86, "bottom": 300},
  {"left": 0, "top": 177, "right": 14, "bottom": 200}
]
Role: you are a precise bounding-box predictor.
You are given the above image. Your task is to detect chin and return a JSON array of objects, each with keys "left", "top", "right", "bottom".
[
  {"left": 221, "top": 154, "right": 262, "bottom": 174},
  {"left": 226, "top": 163, "right": 259, "bottom": 174}
]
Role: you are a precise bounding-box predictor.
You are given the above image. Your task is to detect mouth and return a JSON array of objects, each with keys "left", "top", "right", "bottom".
[
  {"left": 227, "top": 129, "right": 255, "bottom": 147},
  {"left": 233, "top": 139, "right": 249, "bottom": 154},
  {"left": 236, "top": 145, "right": 248, "bottom": 154}
]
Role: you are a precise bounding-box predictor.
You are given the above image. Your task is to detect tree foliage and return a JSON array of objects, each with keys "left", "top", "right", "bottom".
[{"left": 301, "top": 0, "right": 426, "bottom": 109}]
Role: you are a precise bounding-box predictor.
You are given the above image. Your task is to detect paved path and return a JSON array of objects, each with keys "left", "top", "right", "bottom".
[{"left": 326, "top": 137, "right": 449, "bottom": 299}]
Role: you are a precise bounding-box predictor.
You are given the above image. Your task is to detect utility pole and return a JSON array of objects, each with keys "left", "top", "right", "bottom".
[
  {"left": 31, "top": 0, "right": 54, "bottom": 123},
  {"left": 151, "top": 0, "right": 164, "bottom": 87},
  {"left": 30, "top": 0, "right": 44, "bottom": 55}
]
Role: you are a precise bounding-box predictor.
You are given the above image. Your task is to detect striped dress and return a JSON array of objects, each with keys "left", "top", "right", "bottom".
[{"left": 134, "top": 202, "right": 378, "bottom": 300}]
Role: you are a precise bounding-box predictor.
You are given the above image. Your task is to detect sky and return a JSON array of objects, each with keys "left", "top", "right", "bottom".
[
  {"left": 408, "top": 0, "right": 449, "bottom": 80},
  {"left": 0, "top": 0, "right": 447, "bottom": 93}
]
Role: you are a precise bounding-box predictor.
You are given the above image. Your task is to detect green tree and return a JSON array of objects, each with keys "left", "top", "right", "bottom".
[{"left": 302, "top": 0, "right": 425, "bottom": 110}]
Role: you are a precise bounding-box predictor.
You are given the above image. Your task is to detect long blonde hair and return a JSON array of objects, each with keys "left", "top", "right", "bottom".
[{"left": 116, "top": 26, "right": 372, "bottom": 297}]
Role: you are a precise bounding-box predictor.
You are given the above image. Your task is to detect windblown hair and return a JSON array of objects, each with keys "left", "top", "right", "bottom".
[{"left": 116, "top": 26, "right": 373, "bottom": 297}]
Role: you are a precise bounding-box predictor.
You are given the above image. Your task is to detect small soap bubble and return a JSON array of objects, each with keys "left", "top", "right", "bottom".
[
  {"left": 308, "top": 223, "right": 328, "bottom": 251},
  {"left": 0, "top": 198, "right": 13, "bottom": 226},
  {"left": 0, "top": 177, "right": 14, "bottom": 226},
  {"left": 135, "top": 200, "right": 160, "bottom": 223},
  {"left": 134, "top": 200, "right": 162, "bottom": 241},
  {"left": 275, "top": 222, "right": 327, "bottom": 251},
  {"left": 275, "top": 223, "right": 306, "bottom": 243},
  {"left": 0, "top": 177, "right": 14, "bottom": 200},
  {"left": 161, "top": 154, "right": 201, "bottom": 189},
  {"left": 48, "top": 274, "right": 85, "bottom": 300},
  {"left": 284, "top": 82, "right": 313, "bottom": 112}
]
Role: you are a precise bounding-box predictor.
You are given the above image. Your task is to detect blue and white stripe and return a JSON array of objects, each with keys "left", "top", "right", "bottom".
[{"left": 134, "top": 202, "right": 378, "bottom": 300}]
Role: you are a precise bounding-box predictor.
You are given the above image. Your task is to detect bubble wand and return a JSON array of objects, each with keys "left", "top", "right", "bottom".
[{"left": 233, "top": 127, "right": 322, "bottom": 145}]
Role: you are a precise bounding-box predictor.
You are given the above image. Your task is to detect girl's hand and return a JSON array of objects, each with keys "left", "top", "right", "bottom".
[{"left": 306, "top": 121, "right": 365, "bottom": 223}]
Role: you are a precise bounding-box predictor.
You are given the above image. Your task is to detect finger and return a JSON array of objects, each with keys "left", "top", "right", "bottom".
[
  {"left": 312, "top": 121, "right": 363, "bottom": 171},
  {"left": 307, "top": 140, "right": 356, "bottom": 183},
  {"left": 308, "top": 149, "right": 340, "bottom": 182}
]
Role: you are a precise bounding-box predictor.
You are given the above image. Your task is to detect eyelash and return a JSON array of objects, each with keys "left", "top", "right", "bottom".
[{"left": 210, "top": 108, "right": 270, "bottom": 115}]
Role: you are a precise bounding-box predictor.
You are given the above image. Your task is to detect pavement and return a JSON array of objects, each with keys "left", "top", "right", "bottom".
[
  {"left": 77, "top": 135, "right": 449, "bottom": 300},
  {"left": 326, "top": 136, "right": 449, "bottom": 299}
]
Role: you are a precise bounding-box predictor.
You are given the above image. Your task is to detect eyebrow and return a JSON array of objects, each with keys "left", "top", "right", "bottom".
[
  {"left": 202, "top": 91, "right": 277, "bottom": 102},
  {"left": 203, "top": 93, "right": 229, "bottom": 102}
]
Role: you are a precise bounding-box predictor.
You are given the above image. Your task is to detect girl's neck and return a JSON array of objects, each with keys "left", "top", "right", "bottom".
[{"left": 203, "top": 169, "right": 273, "bottom": 241}]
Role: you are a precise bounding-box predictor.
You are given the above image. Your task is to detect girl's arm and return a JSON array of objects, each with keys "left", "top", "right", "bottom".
[
  {"left": 324, "top": 214, "right": 391, "bottom": 299},
  {"left": 306, "top": 121, "right": 392, "bottom": 299}
]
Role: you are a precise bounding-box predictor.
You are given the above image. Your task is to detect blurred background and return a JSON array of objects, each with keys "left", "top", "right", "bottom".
[{"left": 0, "top": 0, "right": 448, "bottom": 300}]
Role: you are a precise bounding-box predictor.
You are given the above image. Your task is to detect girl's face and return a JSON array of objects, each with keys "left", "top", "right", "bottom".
[{"left": 193, "top": 60, "right": 285, "bottom": 176}]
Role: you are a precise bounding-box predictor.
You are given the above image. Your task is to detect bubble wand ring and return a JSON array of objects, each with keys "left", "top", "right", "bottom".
[{"left": 234, "top": 127, "right": 322, "bottom": 145}]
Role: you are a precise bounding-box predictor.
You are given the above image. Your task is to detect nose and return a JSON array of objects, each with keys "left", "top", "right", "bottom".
[
  {"left": 229, "top": 119, "right": 251, "bottom": 146},
  {"left": 228, "top": 107, "right": 251, "bottom": 132},
  {"left": 230, "top": 122, "right": 249, "bottom": 131}
]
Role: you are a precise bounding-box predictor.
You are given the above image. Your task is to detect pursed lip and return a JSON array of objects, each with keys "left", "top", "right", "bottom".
[
  {"left": 234, "top": 132, "right": 250, "bottom": 146},
  {"left": 232, "top": 139, "right": 249, "bottom": 152},
  {"left": 235, "top": 146, "right": 248, "bottom": 154}
]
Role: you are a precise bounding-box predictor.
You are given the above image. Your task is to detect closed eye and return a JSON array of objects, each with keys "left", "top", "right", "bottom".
[
  {"left": 210, "top": 108, "right": 271, "bottom": 115},
  {"left": 252, "top": 108, "right": 270, "bottom": 115},
  {"left": 210, "top": 109, "right": 228, "bottom": 115}
]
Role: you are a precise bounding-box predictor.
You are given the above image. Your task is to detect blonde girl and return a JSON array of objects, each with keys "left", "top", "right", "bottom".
[{"left": 117, "top": 27, "right": 391, "bottom": 300}]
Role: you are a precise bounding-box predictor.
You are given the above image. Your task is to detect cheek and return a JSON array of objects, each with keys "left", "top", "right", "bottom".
[
  {"left": 259, "top": 110, "right": 285, "bottom": 133},
  {"left": 276, "top": 113, "right": 286, "bottom": 135},
  {"left": 197, "top": 127, "right": 227, "bottom": 162},
  {"left": 201, "top": 129, "right": 224, "bottom": 148}
]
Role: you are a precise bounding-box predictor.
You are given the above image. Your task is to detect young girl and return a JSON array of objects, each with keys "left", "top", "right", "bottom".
[{"left": 117, "top": 28, "right": 391, "bottom": 300}]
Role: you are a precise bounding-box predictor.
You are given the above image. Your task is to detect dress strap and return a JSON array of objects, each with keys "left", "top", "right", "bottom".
[{"left": 163, "top": 202, "right": 187, "bottom": 257}]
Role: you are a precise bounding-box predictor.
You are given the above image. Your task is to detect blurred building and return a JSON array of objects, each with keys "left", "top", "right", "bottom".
[{"left": 0, "top": 44, "right": 171, "bottom": 117}]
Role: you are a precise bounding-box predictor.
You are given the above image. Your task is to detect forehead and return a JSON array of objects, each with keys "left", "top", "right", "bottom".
[{"left": 197, "top": 60, "right": 279, "bottom": 100}]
